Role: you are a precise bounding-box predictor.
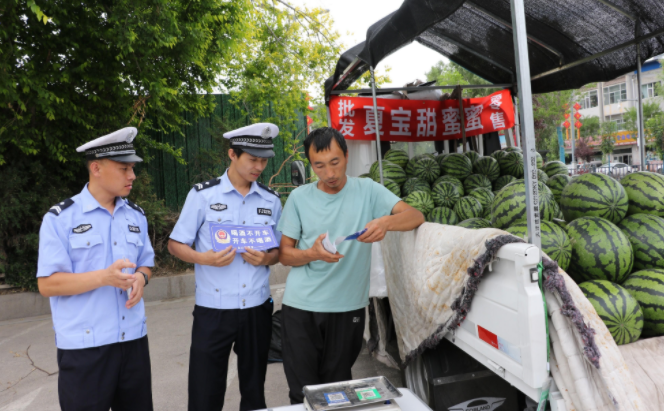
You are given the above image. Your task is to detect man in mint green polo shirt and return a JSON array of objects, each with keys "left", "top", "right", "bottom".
[{"left": 278, "top": 127, "right": 424, "bottom": 404}]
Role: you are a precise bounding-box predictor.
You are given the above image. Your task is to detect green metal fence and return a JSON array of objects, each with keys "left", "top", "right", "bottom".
[{"left": 142, "top": 94, "right": 308, "bottom": 210}]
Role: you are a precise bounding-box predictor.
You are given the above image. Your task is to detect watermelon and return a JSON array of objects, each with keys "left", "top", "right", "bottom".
[
  {"left": 493, "top": 175, "right": 516, "bottom": 192},
  {"left": 553, "top": 218, "right": 568, "bottom": 232},
  {"left": 482, "top": 206, "right": 492, "bottom": 220},
  {"left": 506, "top": 220, "right": 572, "bottom": 270},
  {"left": 405, "top": 154, "right": 430, "bottom": 176},
  {"left": 402, "top": 177, "right": 431, "bottom": 197},
  {"left": 491, "top": 150, "right": 507, "bottom": 161},
  {"left": 370, "top": 161, "right": 407, "bottom": 185},
  {"left": 458, "top": 218, "right": 491, "bottom": 229},
  {"left": 380, "top": 178, "right": 401, "bottom": 197},
  {"left": 435, "top": 175, "right": 464, "bottom": 196},
  {"left": 579, "top": 280, "right": 644, "bottom": 345},
  {"left": 454, "top": 196, "right": 483, "bottom": 221},
  {"left": 623, "top": 269, "right": 664, "bottom": 337},
  {"left": 441, "top": 153, "right": 473, "bottom": 180},
  {"left": 491, "top": 181, "right": 556, "bottom": 229},
  {"left": 473, "top": 156, "right": 501, "bottom": 182},
  {"left": 498, "top": 151, "right": 524, "bottom": 178},
  {"left": 427, "top": 207, "right": 458, "bottom": 225},
  {"left": 504, "top": 147, "right": 522, "bottom": 153},
  {"left": 560, "top": 173, "right": 628, "bottom": 224},
  {"left": 537, "top": 169, "right": 549, "bottom": 184},
  {"left": 413, "top": 157, "right": 441, "bottom": 184},
  {"left": 404, "top": 190, "right": 435, "bottom": 215},
  {"left": 464, "top": 174, "right": 492, "bottom": 192},
  {"left": 435, "top": 153, "right": 449, "bottom": 169},
  {"left": 618, "top": 214, "right": 664, "bottom": 271},
  {"left": 546, "top": 174, "right": 572, "bottom": 203},
  {"left": 432, "top": 182, "right": 461, "bottom": 208},
  {"left": 464, "top": 151, "right": 480, "bottom": 164},
  {"left": 359, "top": 173, "right": 371, "bottom": 178},
  {"left": 620, "top": 172, "right": 664, "bottom": 217},
  {"left": 543, "top": 161, "right": 568, "bottom": 178},
  {"left": 535, "top": 152, "right": 544, "bottom": 169},
  {"left": 384, "top": 149, "right": 409, "bottom": 168},
  {"left": 469, "top": 188, "right": 495, "bottom": 211},
  {"left": 566, "top": 216, "right": 634, "bottom": 284}
]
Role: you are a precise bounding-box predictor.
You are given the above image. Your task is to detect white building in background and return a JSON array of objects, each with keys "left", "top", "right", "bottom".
[{"left": 569, "top": 55, "right": 664, "bottom": 166}]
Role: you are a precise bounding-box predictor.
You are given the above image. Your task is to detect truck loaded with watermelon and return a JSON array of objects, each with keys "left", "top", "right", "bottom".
[{"left": 362, "top": 147, "right": 664, "bottom": 345}]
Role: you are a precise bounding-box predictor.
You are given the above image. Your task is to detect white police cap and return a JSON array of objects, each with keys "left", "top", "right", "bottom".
[
  {"left": 223, "top": 123, "right": 279, "bottom": 158},
  {"left": 76, "top": 127, "right": 143, "bottom": 163}
]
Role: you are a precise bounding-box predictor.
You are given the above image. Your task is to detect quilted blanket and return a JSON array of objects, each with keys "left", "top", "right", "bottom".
[{"left": 374, "top": 223, "right": 652, "bottom": 411}]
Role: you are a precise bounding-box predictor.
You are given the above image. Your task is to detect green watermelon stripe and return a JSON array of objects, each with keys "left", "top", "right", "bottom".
[
  {"left": 627, "top": 273, "right": 664, "bottom": 288},
  {"left": 586, "top": 281, "right": 624, "bottom": 319},
  {"left": 585, "top": 281, "right": 643, "bottom": 343}
]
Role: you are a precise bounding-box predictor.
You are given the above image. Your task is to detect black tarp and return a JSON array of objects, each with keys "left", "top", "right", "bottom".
[{"left": 325, "top": 0, "right": 664, "bottom": 102}]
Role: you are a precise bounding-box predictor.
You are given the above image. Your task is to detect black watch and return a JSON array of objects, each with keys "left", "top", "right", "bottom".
[{"left": 137, "top": 270, "right": 149, "bottom": 286}]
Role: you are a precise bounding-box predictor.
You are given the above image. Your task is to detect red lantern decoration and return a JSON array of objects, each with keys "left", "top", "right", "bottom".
[
  {"left": 564, "top": 113, "right": 570, "bottom": 119},
  {"left": 575, "top": 121, "right": 582, "bottom": 128},
  {"left": 563, "top": 121, "right": 571, "bottom": 128},
  {"left": 573, "top": 102, "right": 581, "bottom": 110},
  {"left": 574, "top": 112, "right": 582, "bottom": 120}
]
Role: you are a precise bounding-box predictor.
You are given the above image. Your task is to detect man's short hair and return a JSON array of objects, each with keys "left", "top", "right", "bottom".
[
  {"left": 231, "top": 147, "right": 245, "bottom": 158},
  {"left": 86, "top": 158, "right": 106, "bottom": 173},
  {"left": 303, "top": 127, "right": 347, "bottom": 162}
]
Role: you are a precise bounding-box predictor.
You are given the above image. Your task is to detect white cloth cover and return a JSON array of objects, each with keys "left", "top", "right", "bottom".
[{"left": 374, "top": 223, "right": 659, "bottom": 411}]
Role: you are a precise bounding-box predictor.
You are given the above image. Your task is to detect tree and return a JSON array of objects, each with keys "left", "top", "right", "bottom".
[
  {"left": 532, "top": 90, "right": 574, "bottom": 161},
  {"left": 575, "top": 137, "right": 595, "bottom": 163},
  {"left": 425, "top": 61, "right": 490, "bottom": 98},
  {"left": 646, "top": 113, "right": 664, "bottom": 161},
  {"left": 579, "top": 116, "right": 600, "bottom": 138},
  {"left": 623, "top": 101, "right": 662, "bottom": 133},
  {"left": 599, "top": 121, "right": 618, "bottom": 167}
]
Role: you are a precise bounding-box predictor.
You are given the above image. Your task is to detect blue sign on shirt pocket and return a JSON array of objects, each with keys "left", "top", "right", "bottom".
[{"left": 69, "top": 234, "right": 103, "bottom": 262}]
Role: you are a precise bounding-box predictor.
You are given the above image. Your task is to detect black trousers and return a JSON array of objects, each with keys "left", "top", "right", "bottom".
[
  {"left": 281, "top": 305, "right": 366, "bottom": 404},
  {"left": 57, "top": 336, "right": 153, "bottom": 411},
  {"left": 188, "top": 298, "right": 273, "bottom": 411}
]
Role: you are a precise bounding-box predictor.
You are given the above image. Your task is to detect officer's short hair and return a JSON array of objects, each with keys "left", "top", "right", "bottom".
[
  {"left": 304, "top": 127, "right": 347, "bottom": 162},
  {"left": 86, "top": 158, "right": 107, "bottom": 172},
  {"left": 231, "top": 147, "right": 245, "bottom": 158}
]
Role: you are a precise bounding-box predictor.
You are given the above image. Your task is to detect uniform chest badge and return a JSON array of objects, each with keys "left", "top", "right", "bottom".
[
  {"left": 210, "top": 203, "right": 227, "bottom": 212},
  {"left": 257, "top": 208, "right": 272, "bottom": 216},
  {"left": 72, "top": 224, "right": 92, "bottom": 234},
  {"left": 128, "top": 225, "right": 140, "bottom": 233}
]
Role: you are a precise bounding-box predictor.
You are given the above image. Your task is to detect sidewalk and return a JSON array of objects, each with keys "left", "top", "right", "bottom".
[{"left": 0, "top": 296, "right": 402, "bottom": 411}]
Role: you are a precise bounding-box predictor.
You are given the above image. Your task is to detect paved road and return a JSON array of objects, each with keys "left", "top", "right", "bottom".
[{"left": 0, "top": 296, "right": 402, "bottom": 410}]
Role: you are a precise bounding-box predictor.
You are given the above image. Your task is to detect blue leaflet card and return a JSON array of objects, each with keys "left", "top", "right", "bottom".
[
  {"left": 323, "top": 391, "right": 351, "bottom": 406},
  {"left": 209, "top": 224, "right": 277, "bottom": 253},
  {"left": 343, "top": 228, "right": 368, "bottom": 241}
]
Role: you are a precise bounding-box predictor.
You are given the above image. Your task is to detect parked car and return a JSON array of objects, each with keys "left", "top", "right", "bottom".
[{"left": 597, "top": 162, "right": 634, "bottom": 176}]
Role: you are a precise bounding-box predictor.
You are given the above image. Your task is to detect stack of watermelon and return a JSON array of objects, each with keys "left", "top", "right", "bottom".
[{"left": 553, "top": 170, "right": 664, "bottom": 344}]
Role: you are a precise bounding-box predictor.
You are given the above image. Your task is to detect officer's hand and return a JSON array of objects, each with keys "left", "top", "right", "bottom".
[
  {"left": 241, "top": 247, "right": 268, "bottom": 266},
  {"left": 102, "top": 259, "right": 137, "bottom": 289},
  {"left": 358, "top": 217, "right": 388, "bottom": 243},
  {"left": 126, "top": 274, "right": 146, "bottom": 309},
  {"left": 200, "top": 246, "right": 236, "bottom": 267},
  {"left": 309, "top": 233, "right": 344, "bottom": 263}
]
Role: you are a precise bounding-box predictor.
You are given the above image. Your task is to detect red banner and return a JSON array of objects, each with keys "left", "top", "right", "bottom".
[{"left": 329, "top": 89, "right": 514, "bottom": 142}]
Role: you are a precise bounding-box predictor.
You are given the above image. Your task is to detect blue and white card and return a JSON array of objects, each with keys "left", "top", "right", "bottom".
[{"left": 209, "top": 224, "right": 277, "bottom": 253}]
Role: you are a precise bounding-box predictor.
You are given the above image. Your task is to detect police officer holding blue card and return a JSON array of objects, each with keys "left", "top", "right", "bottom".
[
  {"left": 37, "top": 127, "right": 155, "bottom": 411},
  {"left": 168, "top": 123, "right": 283, "bottom": 411}
]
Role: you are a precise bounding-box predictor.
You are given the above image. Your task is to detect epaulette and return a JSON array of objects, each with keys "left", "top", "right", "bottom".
[
  {"left": 48, "top": 198, "right": 75, "bottom": 216},
  {"left": 194, "top": 178, "right": 221, "bottom": 192},
  {"left": 257, "top": 182, "right": 281, "bottom": 198},
  {"left": 125, "top": 199, "right": 145, "bottom": 216}
]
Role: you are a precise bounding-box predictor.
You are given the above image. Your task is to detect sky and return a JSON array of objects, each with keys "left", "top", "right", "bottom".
[{"left": 289, "top": 0, "right": 448, "bottom": 89}]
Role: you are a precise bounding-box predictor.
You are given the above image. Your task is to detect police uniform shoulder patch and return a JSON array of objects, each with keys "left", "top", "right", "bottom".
[
  {"left": 194, "top": 178, "right": 221, "bottom": 192},
  {"left": 48, "top": 198, "right": 74, "bottom": 216},
  {"left": 125, "top": 199, "right": 145, "bottom": 216},
  {"left": 257, "top": 182, "right": 280, "bottom": 198}
]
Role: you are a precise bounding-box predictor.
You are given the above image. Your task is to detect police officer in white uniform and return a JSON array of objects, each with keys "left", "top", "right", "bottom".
[
  {"left": 168, "top": 123, "right": 283, "bottom": 411},
  {"left": 37, "top": 127, "right": 155, "bottom": 411}
]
